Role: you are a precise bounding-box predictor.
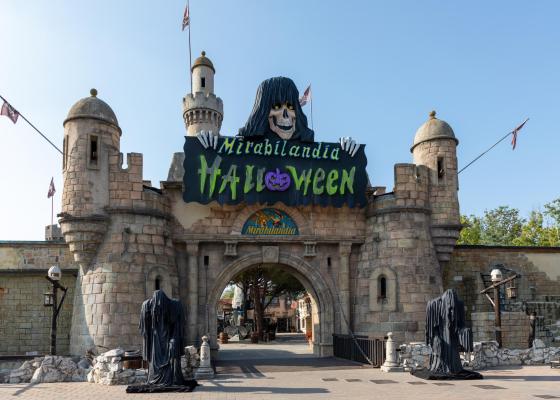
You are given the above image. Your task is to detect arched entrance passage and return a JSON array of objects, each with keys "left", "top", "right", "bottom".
[{"left": 207, "top": 251, "right": 335, "bottom": 357}]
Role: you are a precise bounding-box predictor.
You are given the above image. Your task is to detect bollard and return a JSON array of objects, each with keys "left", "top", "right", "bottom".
[
  {"left": 381, "top": 332, "right": 403, "bottom": 372},
  {"left": 194, "top": 335, "right": 215, "bottom": 379}
]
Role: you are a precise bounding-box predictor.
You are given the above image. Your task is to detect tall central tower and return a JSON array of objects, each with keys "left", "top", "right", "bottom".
[{"left": 183, "top": 51, "right": 223, "bottom": 136}]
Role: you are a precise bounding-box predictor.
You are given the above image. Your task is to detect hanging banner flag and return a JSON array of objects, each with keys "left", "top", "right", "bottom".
[
  {"left": 1, "top": 100, "right": 19, "bottom": 124},
  {"left": 47, "top": 177, "right": 56, "bottom": 198}
]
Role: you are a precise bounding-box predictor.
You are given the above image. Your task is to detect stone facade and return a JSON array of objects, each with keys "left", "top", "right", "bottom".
[
  {"left": 0, "top": 242, "right": 77, "bottom": 355},
  {"left": 444, "top": 246, "right": 560, "bottom": 345},
  {"left": 1, "top": 54, "right": 558, "bottom": 359}
]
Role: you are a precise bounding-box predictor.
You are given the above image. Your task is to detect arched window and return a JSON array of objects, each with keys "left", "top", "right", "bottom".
[
  {"left": 379, "top": 276, "right": 387, "bottom": 299},
  {"left": 155, "top": 277, "right": 161, "bottom": 291},
  {"left": 369, "top": 267, "right": 397, "bottom": 312}
]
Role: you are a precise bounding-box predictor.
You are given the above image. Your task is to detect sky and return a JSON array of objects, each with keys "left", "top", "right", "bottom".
[{"left": 1, "top": 0, "right": 559, "bottom": 240}]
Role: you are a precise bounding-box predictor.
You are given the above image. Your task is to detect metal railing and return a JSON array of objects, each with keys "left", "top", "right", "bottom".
[{"left": 332, "top": 334, "right": 386, "bottom": 367}]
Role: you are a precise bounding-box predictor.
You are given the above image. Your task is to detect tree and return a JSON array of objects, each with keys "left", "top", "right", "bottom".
[
  {"left": 544, "top": 198, "right": 560, "bottom": 225},
  {"left": 230, "top": 266, "right": 305, "bottom": 338},
  {"left": 220, "top": 286, "right": 235, "bottom": 300},
  {"left": 512, "top": 210, "right": 550, "bottom": 246},
  {"left": 458, "top": 214, "right": 482, "bottom": 245},
  {"left": 480, "top": 206, "right": 524, "bottom": 246}
]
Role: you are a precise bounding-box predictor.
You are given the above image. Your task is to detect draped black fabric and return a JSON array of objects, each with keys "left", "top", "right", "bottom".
[
  {"left": 238, "top": 77, "right": 315, "bottom": 143},
  {"left": 413, "top": 289, "right": 483, "bottom": 380},
  {"left": 126, "top": 290, "right": 198, "bottom": 393}
]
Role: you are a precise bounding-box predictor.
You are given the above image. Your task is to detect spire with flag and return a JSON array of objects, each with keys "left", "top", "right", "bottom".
[
  {"left": 299, "top": 84, "right": 314, "bottom": 130},
  {"left": 47, "top": 177, "right": 56, "bottom": 227},
  {"left": 182, "top": 2, "right": 193, "bottom": 92},
  {"left": 299, "top": 85, "right": 312, "bottom": 107},
  {"left": 48, "top": 178, "right": 56, "bottom": 198},
  {"left": 182, "top": 3, "right": 190, "bottom": 31}
]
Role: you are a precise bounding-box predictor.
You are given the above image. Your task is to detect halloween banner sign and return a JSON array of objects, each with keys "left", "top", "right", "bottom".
[{"left": 182, "top": 136, "right": 368, "bottom": 208}]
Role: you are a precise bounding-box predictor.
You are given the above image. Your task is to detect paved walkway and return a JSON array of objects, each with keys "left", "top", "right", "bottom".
[
  {"left": 216, "top": 332, "right": 313, "bottom": 361},
  {"left": 1, "top": 366, "right": 559, "bottom": 399}
]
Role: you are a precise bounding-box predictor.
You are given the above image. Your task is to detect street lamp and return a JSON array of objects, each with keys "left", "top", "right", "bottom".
[
  {"left": 480, "top": 266, "right": 520, "bottom": 348},
  {"left": 46, "top": 265, "right": 68, "bottom": 356}
]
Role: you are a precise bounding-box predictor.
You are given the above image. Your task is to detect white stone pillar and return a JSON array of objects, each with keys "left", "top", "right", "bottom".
[
  {"left": 381, "top": 332, "right": 403, "bottom": 372},
  {"left": 194, "top": 336, "right": 215, "bottom": 379}
]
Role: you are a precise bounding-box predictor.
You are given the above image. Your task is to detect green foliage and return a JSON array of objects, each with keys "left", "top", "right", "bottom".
[
  {"left": 458, "top": 214, "right": 482, "bottom": 245},
  {"left": 480, "top": 206, "right": 524, "bottom": 245},
  {"left": 220, "top": 286, "right": 235, "bottom": 300},
  {"left": 459, "top": 198, "right": 560, "bottom": 247}
]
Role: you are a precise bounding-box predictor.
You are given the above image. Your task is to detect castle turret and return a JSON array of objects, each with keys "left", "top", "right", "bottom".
[
  {"left": 411, "top": 111, "right": 461, "bottom": 263},
  {"left": 60, "top": 88, "right": 119, "bottom": 265},
  {"left": 183, "top": 51, "right": 223, "bottom": 136}
]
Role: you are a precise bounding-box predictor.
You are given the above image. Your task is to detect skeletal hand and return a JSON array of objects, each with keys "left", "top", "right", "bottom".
[
  {"left": 339, "top": 137, "right": 360, "bottom": 157},
  {"left": 196, "top": 131, "right": 219, "bottom": 149}
]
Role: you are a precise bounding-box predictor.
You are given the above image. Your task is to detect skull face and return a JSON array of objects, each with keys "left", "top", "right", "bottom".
[{"left": 268, "top": 102, "right": 296, "bottom": 140}]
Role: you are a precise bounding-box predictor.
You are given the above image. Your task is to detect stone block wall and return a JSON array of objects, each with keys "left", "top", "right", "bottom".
[
  {"left": 444, "top": 246, "right": 560, "bottom": 316},
  {"left": 0, "top": 242, "right": 76, "bottom": 355},
  {"left": 69, "top": 212, "right": 177, "bottom": 356},
  {"left": 471, "top": 312, "right": 531, "bottom": 349},
  {"left": 354, "top": 164, "right": 443, "bottom": 344}
]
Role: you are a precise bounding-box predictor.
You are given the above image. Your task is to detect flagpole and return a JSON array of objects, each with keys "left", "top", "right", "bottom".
[
  {"left": 310, "top": 96, "right": 314, "bottom": 131},
  {"left": 458, "top": 118, "right": 529, "bottom": 175},
  {"left": 51, "top": 195, "right": 54, "bottom": 227},
  {"left": 0, "top": 94, "right": 62, "bottom": 155},
  {"left": 188, "top": 0, "right": 192, "bottom": 93}
]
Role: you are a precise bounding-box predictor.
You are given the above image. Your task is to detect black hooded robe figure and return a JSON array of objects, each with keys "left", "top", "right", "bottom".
[
  {"left": 412, "top": 289, "right": 483, "bottom": 380},
  {"left": 238, "top": 77, "right": 314, "bottom": 143},
  {"left": 126, "top": 290, "right": 198, "bottom": 393}
]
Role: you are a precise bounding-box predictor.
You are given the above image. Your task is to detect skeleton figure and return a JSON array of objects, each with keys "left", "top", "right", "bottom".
[
  {"left": 268, "top": 101, "right": 296, "bottom": 140},
  {"left": 198, "top": 76, "right": 360, "bottom": 156}
]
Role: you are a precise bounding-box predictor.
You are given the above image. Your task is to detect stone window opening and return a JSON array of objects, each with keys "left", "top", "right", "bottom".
[
  {"left": 369, "top": 267, "right": 397, "bottom": 312},
  {"left": 88, "top": 134, "right": 99, "bottom": 169},
  {"left": 201, "top": 77, "right": 206, "bottom": 88},
  {"left": 203, "top": 255, "right": 209, "bottom": 267},
  {"left": 437, "top": 157, "right": 445, "bottom": 181},
  {"left": 155, "top": 276, "right": 161, "bottom": 291},
  {"left": 327, "top": 257, "right": 332, "bottom": 269},
  {"left": 378, "top": 275, "right": 388, "bottom": 304}
]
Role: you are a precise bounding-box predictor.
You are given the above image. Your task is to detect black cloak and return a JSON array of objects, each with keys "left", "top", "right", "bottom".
[
  {"left": 412, "top": 289, "right": 482, "bottom": 380},
  {"left": 126, "top": 290, "right": 198, "bottom": 393},
  {"left": 238, "top": 77, "right": 314, "bottom": 143}
]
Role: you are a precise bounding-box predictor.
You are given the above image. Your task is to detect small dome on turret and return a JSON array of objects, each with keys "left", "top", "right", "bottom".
[
  {"left": 192, "top": 51, "right": 215, "bottom": 73},
  {"left": 411, "top": 111, "right": 458, "bottom": 152},
  {"left": 64, "top": 88, "right": 120, "bottom": 132}
]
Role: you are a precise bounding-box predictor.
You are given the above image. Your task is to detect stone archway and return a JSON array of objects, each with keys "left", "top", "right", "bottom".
[{"left": 207, "top": 251, "right": 335, "bottom": 357}]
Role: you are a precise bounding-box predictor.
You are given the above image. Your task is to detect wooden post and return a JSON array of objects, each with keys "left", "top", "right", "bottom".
[
  {"left": 50, "top": 283, "right": 57, "bottom": 355},
  {"left": 493, "top": 286, "right": 502, "bottom": 348}
]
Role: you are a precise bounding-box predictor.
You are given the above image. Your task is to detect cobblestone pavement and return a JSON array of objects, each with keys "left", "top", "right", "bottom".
[{"left": 1, "top": 366, "right": 559, "bottom": 400}]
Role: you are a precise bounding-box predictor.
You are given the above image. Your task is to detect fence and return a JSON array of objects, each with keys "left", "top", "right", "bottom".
[{"left": 332, "top": 334, "right": 386, "bottom": 367}]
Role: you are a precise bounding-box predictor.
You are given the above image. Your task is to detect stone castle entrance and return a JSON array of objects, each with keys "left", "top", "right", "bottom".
[{"left": 205, "top": 252, "right": 336, "bottom": 357}]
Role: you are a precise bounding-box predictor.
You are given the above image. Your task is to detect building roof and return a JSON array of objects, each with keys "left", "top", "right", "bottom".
[
  {"left": 64, "top": 88, "right": 120, "bottom": 132},
  {"left": 411, "top": 111, "right": 458, "bottom": 152},
  {"left": 192, "top": 51, "right": 215, "bottom": 73}
]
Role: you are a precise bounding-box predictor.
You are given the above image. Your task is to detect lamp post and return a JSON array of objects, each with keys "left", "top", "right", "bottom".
[
  {"left": 490, "top": 268, "right": 503, "bottom": 347},
  {"left": 480, "top": 267, "right": 520, "bottom": 349},
  {"left": 44, "top": 265, "right": 68, "bottom": 355}
]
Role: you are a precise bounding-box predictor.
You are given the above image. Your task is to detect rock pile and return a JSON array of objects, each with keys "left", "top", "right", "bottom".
[
  {"left": 466, "top": 339, "right": 560, "bottom": 369},
  {"left": 398, "top": 342, "right": 430, "bottom": 371},
  {"left": 399, "top": 339, "right": 560, "bottom": 370},
  {"left": 87, "top": 346, "right": 200, "bottom": 385},
  {"left": 6, "top": 355, "right": 91, "bottom": 384}
]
